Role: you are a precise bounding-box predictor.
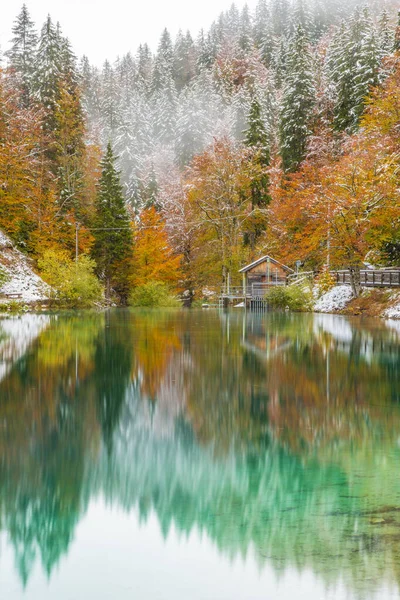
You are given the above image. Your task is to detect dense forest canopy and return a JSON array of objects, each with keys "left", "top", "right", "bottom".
[{"left": 0, "top": 0, "right": 400, "bottom": 301}]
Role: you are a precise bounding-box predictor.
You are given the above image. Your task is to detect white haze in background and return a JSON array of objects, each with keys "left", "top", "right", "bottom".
[{"left": 0, "top": 0, "right": 259, "bottom": 66}]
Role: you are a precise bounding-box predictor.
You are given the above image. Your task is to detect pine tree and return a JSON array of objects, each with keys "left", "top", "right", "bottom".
[
  {"left": 53, "top": 71, "right": 86, "bottom": 217},
  {"left": 253, "top": 0, "right": 269, "bottom": 47},
  {"left": 91, "top": 143, "right": 133, "bottom": 301},
  {"left": 6, "top": 4, "right": 38, "bottom": 106},
  {"left": 394, "top": 11, "right": 400, "bottom": 52},
  {"left": 152, "top": 29, "right": 174, "bottom": 93},
  {"left": 239, "top": 5, "right": 253, "bottom": 53},
  {"left": 378, "top": 11, "right": 393, "bottom": 59},
  {"left": 272, "top": 36, "right": 288, "bottom": 88},
  {"left": 245, "top": 98, "right": 270, "bottom": 166},
  {"left": 173, "top": 31, "right": 197, "bottom": 91},
  {"left": 280, "top": 25, "right": 315, "bottom": 172},
  {"left": 333, "top": 9, "right": 380, "bottom": 132},
  {"left": 33, "top": 15, "right": 61, "bottom": 113},
  {"left": 244, "top": 97, "right": 271, "bottom": 250},
  {"left": 271, "top": 0, "right": 290, "bottom": 36},
  {"left": 101, "top": 60, "right": 120, "bottom": 143},
  {"left": 196, "top": 29, "right": 217, "bottom": 69},
  {"left": 136, "top": 44, "right": 153, "bottom": 94},
  {"left": 291, "top": 0, "right": 313, "bottom": 37}
]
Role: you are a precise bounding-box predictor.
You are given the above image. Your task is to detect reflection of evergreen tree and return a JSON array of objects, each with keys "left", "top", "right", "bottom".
[
  {"left": 0, "top": 310, "right": 400, "bottom": 596},
  {"left": 95, "top": 310, "right": 133, "bottom": 454}
]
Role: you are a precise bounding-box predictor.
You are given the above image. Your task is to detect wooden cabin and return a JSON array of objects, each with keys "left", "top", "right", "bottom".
[{"left": 239, "top": 255, "right": 294, "bottom": 296}]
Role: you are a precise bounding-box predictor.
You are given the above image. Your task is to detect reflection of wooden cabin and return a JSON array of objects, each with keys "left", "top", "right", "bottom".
[{"left": 239, "top": 256, "right": 294, "bottom": 295}]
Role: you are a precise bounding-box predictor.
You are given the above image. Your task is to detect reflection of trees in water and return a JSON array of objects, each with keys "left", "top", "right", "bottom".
[
  {"left": 0, "top": 312, "right": 134, "bottom": 584},
  {"left": 0, "top": 310, "right": 399, "bottom": 595},
  {"left": 95, "top": 392, "right": 400, "bottom": 598}
]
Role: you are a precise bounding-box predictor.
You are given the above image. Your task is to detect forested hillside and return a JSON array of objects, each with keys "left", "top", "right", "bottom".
[{"left": 1, "top": 1, "right": 400, "bottom": 304}]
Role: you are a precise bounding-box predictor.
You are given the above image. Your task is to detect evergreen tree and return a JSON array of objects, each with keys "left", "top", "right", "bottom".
[
  {"left": 253, "top": 0, "right": 270, "bottom": 48},
  {"left": 6, "top": 4, "right": 38, "bottom": 106},
  {"left": 136, "top": 44, "right": 153, "bottom": 94},
  {"left": 271, "top": 0, "right": 290, "bottom": 36},
  {"left": 173, "top": 31, "right": 197, "bottom": 91},
  {"left": 244, "top": 97, "right": 271, "bottom": 250},
  {"left": 239, "top": 5, "right": 253, "bottom": 53},
  {"left": 33, "top": 15, "right": 61, "bottom": 113},
  {"left": 245, "top": 98, "right": 270, "bottom": 166},
  {"left": 280, "top": 25, "right": 315, "bottom": 172},
  {"left": 378, "top": 11, "right": 393, "bottom": 59},
  {"left": 152, "top": 29, "right": 174, "bottom": 93},
  {"left": 53, "top": 67, "right": 86, "bottom": 217},
  {"left": 394, "top": 11, "right": 400, "bottom": 52},
  {"left": 91, "top": 143, "right": 133, "bottom": 302},
  {"left": 333, "top": 9, "right": 380, "bottom": 132},
  {"left": 80, "top": 56, "right": 101, "bottom": 123},
  {"left": 101, "top": 60, "right": 120, "bottom": 143}
]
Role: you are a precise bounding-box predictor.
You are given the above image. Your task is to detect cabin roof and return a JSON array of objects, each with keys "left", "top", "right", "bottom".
[{"left": 239, "top": 255, "right": 294, "bottom": 274}]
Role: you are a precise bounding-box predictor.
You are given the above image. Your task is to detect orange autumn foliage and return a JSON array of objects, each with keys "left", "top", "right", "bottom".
[
  {"left": 268, "top": 56, "right": 400, "bottom": 270},
  {"left": 131, "top": 207, "right": 182, "bottom": 288}
]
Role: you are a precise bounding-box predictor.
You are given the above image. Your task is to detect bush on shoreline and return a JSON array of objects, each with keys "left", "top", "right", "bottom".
[
  {"left": 265, "top": 284, "right": 314, "bottom": 312},
  {"left": 129, "top": 281, "right": 181, "bottom": 308},
  {"left": 38, "top": 250, "right": 103, "bottom": 308}
]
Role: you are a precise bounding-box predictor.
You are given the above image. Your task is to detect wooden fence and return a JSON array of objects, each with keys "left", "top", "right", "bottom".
[{"left": 334, "top": 269, "right": 400, "bottom": 288}]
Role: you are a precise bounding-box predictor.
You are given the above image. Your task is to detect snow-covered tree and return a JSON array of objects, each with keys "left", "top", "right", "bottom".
[
  {"left": 33, "top": 15, "right": 61, "bottom": 111},
  {"left": 332, "top": 8, "right": 380, "bottom": 132},
  {"left": 280, "top": 25, "right": 315, "bottom": 171},
  {"left": 6, "top": 4, "right": 38, "bottom": 106}
]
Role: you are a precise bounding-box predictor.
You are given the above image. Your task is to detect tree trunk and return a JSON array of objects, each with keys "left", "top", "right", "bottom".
[
  {"left": 106, "top": 277, "right": 111, "bottom": 303},
  {"left": 349, "top": 265, "right": 361, "bottom": 298}
]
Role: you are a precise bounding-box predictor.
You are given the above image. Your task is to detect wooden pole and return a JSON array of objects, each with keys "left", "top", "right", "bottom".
[{"left": 75, "top": 223, "right": 80, "bottom": 264}]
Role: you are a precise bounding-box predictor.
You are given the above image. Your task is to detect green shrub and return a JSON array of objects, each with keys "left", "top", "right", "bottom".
[
  {"left": 38, "top": 250, "right": 103, "bottom": 308},
  {"left": 265, "top": 284, "right": 313, "bottom": 312},
  {"left": 129, "top": 281, "right": 181, "bottom": 308}
]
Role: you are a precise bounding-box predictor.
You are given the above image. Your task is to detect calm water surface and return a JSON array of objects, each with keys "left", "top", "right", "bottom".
[{"left": 0, "top": 309, "right": 399, "bottom": 599}]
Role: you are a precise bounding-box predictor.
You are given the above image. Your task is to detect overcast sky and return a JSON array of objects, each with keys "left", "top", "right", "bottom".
[{"left": 1, "top": 0, "right": 259, "bottom": 66}]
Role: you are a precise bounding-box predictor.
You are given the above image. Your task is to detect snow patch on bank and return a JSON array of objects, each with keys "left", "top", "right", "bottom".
[
  {"left": 384, "top": 293, "right": 400, "bottom": 320},
  {"left": 314, "top": 286, "right": 353, "bottom": 313},
  {"left": 0, "top": 231, "right": 50, "bottom": 302}
]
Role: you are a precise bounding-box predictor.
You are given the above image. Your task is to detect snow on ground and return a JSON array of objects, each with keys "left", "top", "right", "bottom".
[
  {"left": 314, "top": 286, "right": 354, "bottom": 313},
  {"left": 0, "top": 230, "right": 50, "bottom": 302},
  {"left": 384, "top": 293, "right": 400, "bottom": 320}
]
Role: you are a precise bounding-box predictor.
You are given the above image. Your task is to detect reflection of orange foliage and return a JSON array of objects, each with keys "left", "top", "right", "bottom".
[
  {"left": 131, "top": 314, "right": 182, "bottom": 399},
  {"left": 266, "top": 349, "right": 397, "bottom": 454}
]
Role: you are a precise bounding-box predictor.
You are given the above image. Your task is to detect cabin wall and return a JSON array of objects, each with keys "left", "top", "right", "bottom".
[{"left": 247, "top": 263, "right": 288, "bottom": 283}]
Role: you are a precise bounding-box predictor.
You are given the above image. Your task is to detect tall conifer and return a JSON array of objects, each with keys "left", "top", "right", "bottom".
[
  {"left": 6, "top": 5, "right": 38, "bottom": 106},
  {"left": 244, "top": 97, "right": 271, "bottom": 250},
  {"left": 280, "top": 25, "right": 315, "bottom": 172},
  {"left": 91, "top": 143, "right": 133, "bottom": 301}
]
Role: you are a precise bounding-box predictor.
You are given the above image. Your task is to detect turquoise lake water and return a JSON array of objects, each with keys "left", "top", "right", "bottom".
[{"left": 0, "top": 309, "right": 399, "bottom": 599}]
